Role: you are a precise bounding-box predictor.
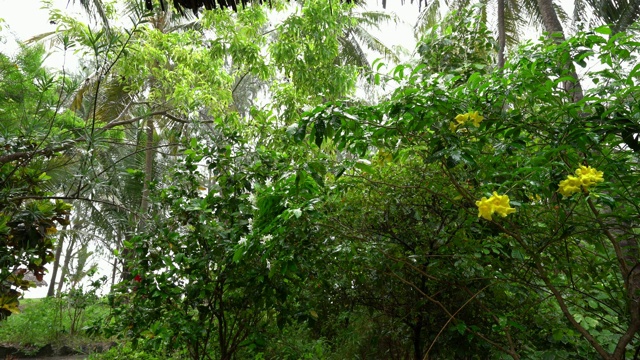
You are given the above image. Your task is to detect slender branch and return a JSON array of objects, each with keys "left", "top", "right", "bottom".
[
  {"left": 10, "top": 195, "right": 133, "bottom": 214},
  {"left": 534, "top": 259, "right": 611, "bottom": 359},
  {"left": 422, "top": 283, "right": 515, "bottom": 360},
  {"left": 586, "top": 197, "right": 630, "bottom": 289}
]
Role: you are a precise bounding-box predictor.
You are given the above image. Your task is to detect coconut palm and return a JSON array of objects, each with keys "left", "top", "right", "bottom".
[
  {"left": 573, "top": 0, "right": 640, "bottom": 33},
  {"left": 414, "top": 0, "right": 571, "bottom": 68},
  {"left": 339, "top": 7, "right": 403, "bottom": 69}
]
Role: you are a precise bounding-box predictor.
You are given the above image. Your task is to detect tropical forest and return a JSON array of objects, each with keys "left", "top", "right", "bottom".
[{"left": 1, "top": 0, "right": 640, "bottom": 359}]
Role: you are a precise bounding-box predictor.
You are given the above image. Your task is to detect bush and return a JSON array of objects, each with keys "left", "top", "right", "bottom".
[{"left": 88, "top": 343, "right": 166, "bottom": 360}]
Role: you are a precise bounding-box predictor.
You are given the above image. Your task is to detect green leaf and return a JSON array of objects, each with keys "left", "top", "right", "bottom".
[
  {"left": 354, "top": 160, "right": 374, "bottom": 174},
  {"left": 552, "top": 328, "right": 563, "bottom": 342},
  {"left": 233, "top": 247, "right": 244, "bottom": 262},
  {"left": 593, "top": 25, "right": 611, "bottom": 35},
  {"left": 511, "top": 249, "right": 524, "bottom": 260}
]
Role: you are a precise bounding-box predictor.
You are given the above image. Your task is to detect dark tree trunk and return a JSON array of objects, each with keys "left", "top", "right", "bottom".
[
  {"left": 47, "top": 218, "right": 68, "bottom": 297},
  {"left": 56, "top": 234, "right": 76, "bottom": 296},
  {"left": 536, "top": 0, "right": 583, "bottom": 102},
  {"left": 614, "top": 0, "right": 640, "bottom": 33},
  {"left": 497, "top": 0, "right": 506, "bottom": 68},
  {"left": 111, "top": 231, "right": 121, "bottom": 289},
  {"left": 413, "top": 315, "right": 423, "bottom": 360},
  {"left": 536, "top": 0, "right": 565, "bottom": 37},
  {"left": 140, "top": 118, "right": 155, "bottom": 214}
]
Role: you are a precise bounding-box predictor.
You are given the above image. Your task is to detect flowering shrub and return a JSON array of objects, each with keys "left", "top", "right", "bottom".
[{"left": 292, "top": 21, "right": 640, "bottom": 359}]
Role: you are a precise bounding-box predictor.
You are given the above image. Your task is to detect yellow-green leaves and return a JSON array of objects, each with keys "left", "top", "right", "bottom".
[
  {"left": 476, "top": 192, "right": 516, "bottom": 221},
  {"left": 558, "top": 165, "right": 604, "bottom": 197},
  {"left": 0, "top": 293, "right": 20, "bottom": 316}
]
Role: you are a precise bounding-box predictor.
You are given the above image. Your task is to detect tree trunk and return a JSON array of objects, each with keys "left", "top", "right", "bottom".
[
  {"left": 536, "top": 0, "right": 584, "bottom": 102},
  {"left": 140, "top": 118, "right": 155, "bottom": 214},
  {"left": 70, "top": 243, "right": 90, "bottom": 290},
  {"left": 614, "top": 0, "right": 640, "bottom": 34},
  {"left": 47, "top": 218, "right": 68, "bottom": 297},
  {"left": 413, "top": 316, "right": 423, "bottom": 360},
  {"left": 121, "top": 118, "right": 155, "bottom": 282},
  {"left": 536, "top": 0, "right": 565, "bottom": 38},
  {"left": 56, "top": 234, "right": 77, "bottom": 296},
  {"left": 497, "top": 0, "right": 506, "bottom": 68},
  {"left": 111, "top": 231, "right": 121, "bottom": 289}
]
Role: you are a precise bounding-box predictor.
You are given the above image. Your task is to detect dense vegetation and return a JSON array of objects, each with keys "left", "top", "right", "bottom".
[{"left": 1, "top": 0, "right": 640, "bottom": 359}]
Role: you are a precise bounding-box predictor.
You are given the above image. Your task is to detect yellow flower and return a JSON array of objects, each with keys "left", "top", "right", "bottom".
[
  {"left": 476, "top": 197, "right": 494, "bottom": 221},
  {"left": 558, "top": 166, "right": 604, "bottom": 197},
  {"left": 558, "top": 176, "right": 582, "bottom": 197},
  {"left": 455, "top": 113, "right": 469, "bottom": 125},
  {"left": 476, "top": 191, "right": 516, "bottom": 221},
  {"left": 575, "top": 165, "right": 604, "bottom": 187},
  {"left": 468, "top": 111, "right": 484, "bottom": 127},
  {"left": 449, "top": 122, "right": 458, "bottom": 132},
  {"left": 454, "top": 111, "right": 484, "bottom": 128}
]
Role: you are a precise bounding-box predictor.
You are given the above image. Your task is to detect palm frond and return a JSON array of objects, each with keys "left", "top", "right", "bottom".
[
  {"left": 553, "top": 1, "right": 571, "bottom": 25},
  {"left": 350, "top": 10, "right": 401, "bottom": 28},
  {"left": 518, "top": 0, "right": 544, "bottom": 28},
  {"left": 414, "top": 0, "right": 445, "bottom": 37},
  {"left": 23, "top": 31, "right": 60, "bottom": 48},
  {"left": 617, "top": 0, "right": 640, "bottom": 32},
  {"left": 338, "top": 33, "right": 371, "bottom": 69},
  {"left": 583, "top": 0, "right": 640, "bottom": 32},
  {"left": 504, "top": 0, "right": 523, "bottom": 46},
  {"left": 73, "top": 0, "right": 111, "bottom": 29},
  {"left": 94, "top": 79, "right": 132, "bottom": 123},
  {"left": 349, "top": 26, "right": 402, "bottom": 63},
  {"left": 572, "top": 0, "right": 589, "bottom": 25}
]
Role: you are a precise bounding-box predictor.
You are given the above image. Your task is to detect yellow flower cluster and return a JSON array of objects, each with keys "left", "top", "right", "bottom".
[
  {"left": 558, "top": 165, "right": 604, "bottom": 197},
  {"left": 450, "top": 111, "right": 484, "bottom": 131},
  {"left": 476, "top": 192, "right": 516, "bottom": 221}
]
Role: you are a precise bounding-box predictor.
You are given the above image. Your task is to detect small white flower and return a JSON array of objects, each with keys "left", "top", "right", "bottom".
[
  {"left": 239, "top": 237, "right": 247, "bottom": 246},
  {"left": 266, "top": 259, "right": 271, "bottom": 269},
  {"left": 265, "top": 178, "right": 273, "bottom": 187},
  {"left": 261, "top": 234, "right": 273, "bottom": 245},
  {"left": 248, "top": 193, "right": 257, "bottom": 205},
  {"left": 292, "top": 208, "right": 302, "bottom": 218}
]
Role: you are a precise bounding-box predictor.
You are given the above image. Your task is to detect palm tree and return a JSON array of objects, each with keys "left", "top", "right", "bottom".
[
  {"left": 414, "top": 0, "right": 570, "bottom": 68},
  {"left": 573, "top": 0, "right": 640, "bottom": 33},
  {"left": 338, "top": 7, "right": 403, "bottom": 70},
  {"left": 75, "top": 0, "right": 111, "bottom": 28}
]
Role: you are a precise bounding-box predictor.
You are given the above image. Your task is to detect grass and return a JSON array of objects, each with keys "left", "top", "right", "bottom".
[{"left": 0, "top": 296, "right": 111, "bottom": 349}]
